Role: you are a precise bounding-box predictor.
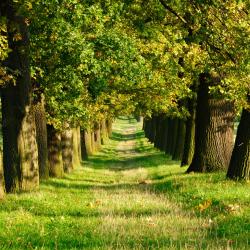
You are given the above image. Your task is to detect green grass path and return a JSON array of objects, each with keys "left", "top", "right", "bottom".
[{"left": 0, "top": 118, "right": 249, "bottom": 249}]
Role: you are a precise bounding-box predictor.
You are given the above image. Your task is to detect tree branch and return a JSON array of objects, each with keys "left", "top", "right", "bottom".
[{"left": 158, "top": 0, "right": 188, "bottom": 24}]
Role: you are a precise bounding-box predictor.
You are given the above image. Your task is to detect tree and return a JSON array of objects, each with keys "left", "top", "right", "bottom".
[
  {"left": 227, "top": 96, "right": 250, "bottom": 180},
  {"left": 1, "top": 1, "right": 39, "bottom": 192}
]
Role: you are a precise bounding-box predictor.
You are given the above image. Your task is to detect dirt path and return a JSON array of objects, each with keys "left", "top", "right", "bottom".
[{"left": 116, "top": 126, "right": 137, "bottom": 157}]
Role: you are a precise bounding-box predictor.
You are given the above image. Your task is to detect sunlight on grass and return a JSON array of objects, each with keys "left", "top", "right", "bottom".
[{"left": 0, "top": 117, "right": 249, "bottom": 249}]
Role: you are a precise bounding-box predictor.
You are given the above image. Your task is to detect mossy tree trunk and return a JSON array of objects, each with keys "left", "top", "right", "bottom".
[
  {"left": 82, "top": 130, "right": 94, "bottom": 158},
  {"left": 47, "top": 125, "right": 63, "bottom": 178},
  {"left": 227, "top": 102, "right": 250, "bottom": 180},
  {"left": 94, "top": 123, "right": 102, "bottom": 152},
  {"left": 61, "top": 126, "right": 73, "bottom": 173},
  {"left": 33, "top": 94, "right": 49, "bottom": 179},
  {"left": 100, "top": 120, "right": 108, "bottom": 145},
  {"left": 72, "top": 127, "right": 81, "bottom": 168},
  {"left": 181, "top": 98, "right": 196, "bottom": 166},
  {"left": 1, "top": 4, "right": 39, "bottom": 192},
  {"left": 91, "top": 132, "right": 96, "bottom": 153},
  {"left": 106, "top": 120, "right": 113, "bottom": 138},
  {"left": 187, "top": 74, "right": 235, "bottom": 173}
]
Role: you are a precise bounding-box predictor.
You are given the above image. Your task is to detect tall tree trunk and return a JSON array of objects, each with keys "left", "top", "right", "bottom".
[
  {"left": 61, "top": 127, "right": 73, "bottom": 173},
  {"left": 72, "top": 127, "right": 81, "bottom": 168},
  {"left": 91, "top": 132, "right": 96, "bottom": 153},
  {"left": 149, "top": 115, "right": 157, "bottom": 143},
  {"left": 106, "top": 120, "right": 113, "bottom": 138},
  {"left": 47, "top": 125, "right": 63, "bottom": 178},
  {"left": 165, "top": 118, "right": 174, "bottom": 156},
  {"left": 169, "top": 118, "right": 179, "bottom": 157},
  {"left": 83, "top": 130, "right": 94, "bottom": 157},
  {"left": 154, "top": 115, "right": 162, "bottom": 150},
  {"left": 1, "top": 4, "right": 39, "bottom": 192},
  {"left": 0, "top": 149, "right": 4, "bottom": 199},
  {"left": 227, "top": 103, "right": 250, "bottom": 180},
  {"left": 100, "top": 120, "right": 108, "bottom": 145},
  {"left": 187, "top": 74, "right": 235, "bottom": 173},
  {"left": 158, "top": 116, "right": 168, "bottom": 151},
  {"left": 94, "top": 123, "right": 102, "bottom": 152},
  {"left": 173, "top": 119, "right": 186, "bottom": 160},
  {"left": 33, "top": 94, "right": 49, "bottom": 179},
  {"left": 162, "top": 117, "right": 169, "bottom": 153},
  {"left": 181, "top": 98, "right": 196, "bottom": 166},
  {"left": 80, "top": 129, "right": 88, "bottom": 160}
]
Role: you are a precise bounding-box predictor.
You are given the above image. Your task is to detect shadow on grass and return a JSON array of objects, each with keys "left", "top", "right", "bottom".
[
  {"left": 111, "top": 131, "right": 144, "bottom": 142},
  {"left": 88, "top": 153, "right": 178, "bottom": 171}
]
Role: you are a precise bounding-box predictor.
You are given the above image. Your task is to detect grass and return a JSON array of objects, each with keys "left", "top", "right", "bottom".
[{"left": 0, "top": 117, "right": 249, "bottom": 249}]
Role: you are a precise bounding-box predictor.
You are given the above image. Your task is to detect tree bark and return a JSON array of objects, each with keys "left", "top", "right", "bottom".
[
  {"left": 170, "top": 118, "right": 179, "bottom": 157},
  {"left": 83, "top": 130, "right": 94, "bottom": 157},
  {"left": 0, "top": 149, "right": 5, "bottom": 199},
  {"left": 173, "top": 119, "right": 186, "bottom": 161},
  {"left": 187, "top": 74, "right": 235, "bottom": 173},
  {"left": 72, "top": 127, "right": 81, "bottom": 168},
  {"left": 47, "top": 125, "right": 63, "bottom": 178},
  {"left": 165, "top": 118, "right": 174, "bottom": 156},
  {"left": 154, "top": 115, "right": 162, "bottom": 150},
  {"left": 33, "top": 95, "right": 49, "bottom": 179},
  {"left": 106, "top": 120, "right": 113, "bottom": 138},
  {"left": 80, "top": 129, "right": 88, "bottom": 160},
  {"left": 148, "top": 115, "right": 157, "bottom": 143},
  {"left": 61, "top": 127, "right": 73, "bottom": 173},
  {"left": 1, "top": 4, "right": 39, "bottom": 192},
  {"left": 94, "top": 123, "right": 102, "bottom": 152},
  {"left": 100, "top": 120, "right": 108, "bottom": 145},
  {"left": 227, "top": 103, "right": 250, "bottom": 180},
  {"left": 181, "top": 98, "right": 196, "bottom": 166}
]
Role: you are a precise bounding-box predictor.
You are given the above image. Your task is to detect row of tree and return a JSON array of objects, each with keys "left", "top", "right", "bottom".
[
  {"left": 143, "top": 80, "right": 249, "bottom": 179},
  {"left": 0, "top": 0, "right": 249, "bottom": 198}
]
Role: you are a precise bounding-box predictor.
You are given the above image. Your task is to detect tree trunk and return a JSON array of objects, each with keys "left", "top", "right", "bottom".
[
  {"left": 0, "top": 149, "right": 5, "bottom": 199},
  {"left": 100, "top": 120, "right": 108, "bottom": 145},
  {"left": 1, "top": 5, "right": 39, "bottom": 192},
  {"left": 158, "top": 116, "right": 168, "bottom": 151},
  {"left": 181, "top": 98, "right": 196, "bottom": 166},
  {"left": 162, "top": 117, "right": 169, "bottom": 153},
  {"left": 154, "top": 115, "right": 162, "bottom": 150},
  {"left": 47, "top": 125, "right": 63, "bottom": 178},
  {"left": 61, "top": 127, "right": 73, "bottom": 173},
  {"left": 83, "top": 130, "right": 94, "bottom": 157},
  {"left": 72, "top": 127, "right": 81, "bottom": 168},
  {"left": 173, "top": 119, "right": 186, "bottom": 161},
  {"left": 106, "top": 120, "right": 113, "bottom": 138},
  {"left": 80, "top": 129, "right": 88, "bottom": 160},
  {"left": 165, "top": 118, "right": 174, "bottom": 156},
  {"left": 169, "top": 118, "right": 179, "bottom": 157},
  {"left": 94, "top": 123, "right": 102, "bottom": 152},
  {"left": 33, "top": 95, "right": 49, "bottom": 179},
  {"left": 91, "top": 132, "right": 96, "bottom": 153},
  {"left": 227, "top": 104, "right": 250, "bottom": 180},
  {"left": 187, "top": 74, "right": 235, "bottom": 173},
  {"left": 149, "top": 116, "right": 157, "bottom": 143}
]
